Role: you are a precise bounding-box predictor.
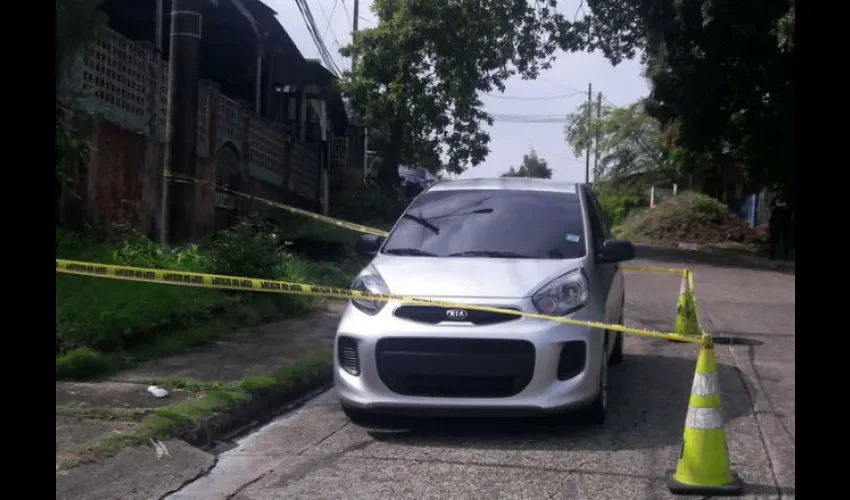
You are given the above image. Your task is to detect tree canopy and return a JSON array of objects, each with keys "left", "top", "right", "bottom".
[
  {"left": 581, "top": 0, "right": 796, "bottom": 195},
  {"left": 564, "top": 99, "right": 668, "bottom": 182},
  {"left": 340, "top": 0, "right": 579, "bottom": 185},
  {"left": 341, "top": 0, "right": 795, "bottom": 197},
  {"left": 501, "top": 149, "right": 553, "bottom": 179}
]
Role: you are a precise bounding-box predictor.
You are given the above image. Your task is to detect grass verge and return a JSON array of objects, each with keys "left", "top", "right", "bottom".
[
  {"left": 57, "top": 350, "right": 333, "bottom": 470},
  {"left": 56, "top": 294, "right": 322, "bottom": 381},
  {"left": 57, "top": 222, "right": 361, "bottom": 381}
]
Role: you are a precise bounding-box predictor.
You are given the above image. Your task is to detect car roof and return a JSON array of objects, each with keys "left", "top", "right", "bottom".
[{"left": 427, "top": 177, "right": 583, "bottom": 195}]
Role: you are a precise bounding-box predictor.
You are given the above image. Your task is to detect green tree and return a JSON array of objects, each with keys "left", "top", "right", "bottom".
[
  {"left": 340, "top": 0, "right": 576, "bottom": 186},
  {"left": 501, "top": 149, "right": 553, "bottom": 179},
  {"left": 564, "top": 99, "right": 669, "bottom": 182},
  {"left": 578, "top": 0, "right": 795, "bottom": 197}
]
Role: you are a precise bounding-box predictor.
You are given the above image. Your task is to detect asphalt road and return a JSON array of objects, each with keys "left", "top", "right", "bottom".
[{"left": 166, "top": 255, "right": 795, "bottom": 500}]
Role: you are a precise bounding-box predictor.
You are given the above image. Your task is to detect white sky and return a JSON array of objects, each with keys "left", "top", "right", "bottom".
[{"left": 266, "top": 0, "right": 649, "bottom": 183}]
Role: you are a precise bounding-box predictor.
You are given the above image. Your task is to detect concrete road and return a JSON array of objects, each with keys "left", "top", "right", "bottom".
[{"left": 165, "top": 255, "right": 795, "bottom": 500}]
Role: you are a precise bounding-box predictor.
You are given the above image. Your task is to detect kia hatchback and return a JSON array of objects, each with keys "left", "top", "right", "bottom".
[{"left": 334, "top": 178, "right": 635, "bottom": 426}]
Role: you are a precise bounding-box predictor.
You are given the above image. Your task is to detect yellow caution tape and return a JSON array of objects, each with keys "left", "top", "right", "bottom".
[
  {"left": 56, "top": 259, "right": 703, "bottom": 344},
  {"left": 163, "top": 170, "right": 390, "bottom": 237},
  {"left": 621, "top": 266, "right": 688, "bottom": 275}
]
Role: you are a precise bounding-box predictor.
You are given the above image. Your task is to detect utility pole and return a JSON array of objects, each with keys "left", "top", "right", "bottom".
[
  {"left": 161, "top": 0, "right": 203, "bottom": 244},
  {"left": 585, "top": 82, "right": 592, "bottom": 184},
  {"left": 153, "top": 0, "right": 165, "bottom": 243},
  {"left": 352, "top": 0, "right": 369, "bottom": 178},
  {"left": 352, "top": 0, "right": 360, "bottom": 69},
  {"left": 594, "top": 91, "right": 602, "bottom": 182}
]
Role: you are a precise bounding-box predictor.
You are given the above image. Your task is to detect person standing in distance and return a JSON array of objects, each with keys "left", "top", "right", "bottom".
[{"left": 768, "top": 188, "right": 791, "bottom": 260}]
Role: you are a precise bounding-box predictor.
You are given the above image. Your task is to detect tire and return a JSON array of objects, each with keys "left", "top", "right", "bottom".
[
  {"left": 609, "top": 332, "right": 624, "bottom": 365},
  {"left": 608, "top": 312, "right": 625, "bottom": 365},
  {"left": 577, "top": 341, "right": 608, "bottom": 425}
]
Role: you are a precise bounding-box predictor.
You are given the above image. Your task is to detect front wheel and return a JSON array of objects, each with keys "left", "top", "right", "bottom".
[
  {"left": 608, "top": 312, "right": 625, "bottom": 365},
  {"left": 608, "top": 332, "right": 624, "bottom": 365}
]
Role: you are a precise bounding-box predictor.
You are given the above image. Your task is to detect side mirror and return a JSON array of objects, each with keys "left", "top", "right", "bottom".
[
  {"left": 598, "top": 239, "right": 636, "bottom": 264},
  {"left": 356, "top": 234, "right": 385, "bottom": 257}
]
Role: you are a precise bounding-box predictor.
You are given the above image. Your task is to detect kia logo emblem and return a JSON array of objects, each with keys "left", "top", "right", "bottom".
[{"left": 446, "top": 308, "right": 469, "bottom": 320}]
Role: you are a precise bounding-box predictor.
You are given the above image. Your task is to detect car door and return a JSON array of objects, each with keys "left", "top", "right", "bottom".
[{"left": 585, "top": 190, "right": 621, "bottom": 352}]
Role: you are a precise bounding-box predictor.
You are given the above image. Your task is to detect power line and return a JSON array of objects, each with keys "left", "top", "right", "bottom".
[
  {"left": 294, "top": 0, "right": 342, "bottom": 76},
  {"left": 482, "top": 91, "right": 585, "bottom": 101},
  {"left": 341, "top": 0, "right": 353, "bottom": 27},
  {"left": 489, "top": 113, "right": 568, "bottom": 123},
  {"left": 319, "top": 0, "right": 340, "bottom": 42}
]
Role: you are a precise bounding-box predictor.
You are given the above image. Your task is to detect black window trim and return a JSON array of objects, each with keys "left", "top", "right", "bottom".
[{"left": 583, "top": 189, "right": 607, "bottom": 255}]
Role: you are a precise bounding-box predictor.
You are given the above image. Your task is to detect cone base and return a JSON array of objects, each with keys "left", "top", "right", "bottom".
[{"left": 665, "top": 470, "right": 743, "bottom": 496}]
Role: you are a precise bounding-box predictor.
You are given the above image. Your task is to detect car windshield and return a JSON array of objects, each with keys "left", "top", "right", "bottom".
[{"left": 381, "top": 189, "right": 587, "bottom": 259}]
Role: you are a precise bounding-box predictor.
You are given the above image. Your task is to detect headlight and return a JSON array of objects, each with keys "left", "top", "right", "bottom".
[
  {"left": 350, "top": 264, "right": 390, "bottom": 315},
  {"left": 531, "top": 269, "right": 589, "bottom": 316}
]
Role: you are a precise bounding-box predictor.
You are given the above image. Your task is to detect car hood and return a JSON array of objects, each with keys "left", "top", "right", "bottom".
[{"left": 369, "top": 255, "right": 583, "bottom": 299}]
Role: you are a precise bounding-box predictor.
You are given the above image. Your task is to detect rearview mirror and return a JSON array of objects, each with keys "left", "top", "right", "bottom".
[
  {"left": 598, "top": 239, "right": 636, "bottom": 264},
  {"left": 356, "top": 234, "right": 385, "bottom": 257}
]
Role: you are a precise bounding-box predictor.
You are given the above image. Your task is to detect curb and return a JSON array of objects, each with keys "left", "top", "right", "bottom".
[
  {"left": 633, "top": 243, "right": 795, "bottom": 275},
  {"left": 176, "top": 363, "right": 333, "bottom": 450}
]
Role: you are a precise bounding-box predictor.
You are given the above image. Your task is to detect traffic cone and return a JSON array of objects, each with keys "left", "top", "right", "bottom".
[
  {"left": 670, "top": 271, "right": 700, "bottom": 341},
  {"left": 666, "top": 337, "right": 743, "bottom": 496}
]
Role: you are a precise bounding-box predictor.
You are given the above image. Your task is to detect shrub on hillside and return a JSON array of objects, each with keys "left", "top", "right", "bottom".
[
  {"left": 210, "top": 218, "right": 285, "bottom": 279},
  {"left": 616, "top": 191, "right": 763, "bottom": 245},
  {"left": 595, "top": 182, "right": 648, "bottom": 227},
  {"left": 112, "top": 232, "right": 212, "bottom": 272},
  {"left": 55, "top": 221, "right": 325, "bottom": 358}
]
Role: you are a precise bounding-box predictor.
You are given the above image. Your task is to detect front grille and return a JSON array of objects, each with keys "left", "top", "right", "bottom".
[
  {"left": 557, "top": 341, "right": 586, "bottom": 381},
  {"left": 393, "top": 305, "right": 521, "bottom": 325},
  {"left": 337, "top": 336, "right": 360, "bottom": 376},
  {"left": 376, "top": 338, "right": 535, "bottom": 398}
]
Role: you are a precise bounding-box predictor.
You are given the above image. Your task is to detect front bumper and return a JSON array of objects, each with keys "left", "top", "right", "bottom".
[{"left": 334, "top": 297, "right": 607, "bottom": 416}]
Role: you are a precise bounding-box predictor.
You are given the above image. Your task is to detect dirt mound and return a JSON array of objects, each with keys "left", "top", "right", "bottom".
[{"left": 616, "top": 192, "right": 765, "bottom": 246}]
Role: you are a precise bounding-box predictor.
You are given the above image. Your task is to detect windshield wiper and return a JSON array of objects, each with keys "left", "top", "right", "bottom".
[
  {"left": 401, "top": 213, "right": 440, "bottom": 234},
  {"left": 384, "top": 248, "right": 438, "bottom": 256},
  {"left": 448, "top": 250, "right": 535, "bottom": 258}
]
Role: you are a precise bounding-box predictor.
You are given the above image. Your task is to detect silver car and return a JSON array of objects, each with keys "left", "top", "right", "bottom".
[{"left": 334, "top": 178, "right": 635, "bottom": 426}]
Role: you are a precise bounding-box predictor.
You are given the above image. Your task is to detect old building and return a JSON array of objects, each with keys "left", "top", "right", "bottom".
[{"left": 58, "top": 0, "right": 363, "bottom": 239}]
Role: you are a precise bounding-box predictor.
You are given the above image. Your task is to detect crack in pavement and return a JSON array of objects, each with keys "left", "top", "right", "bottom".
[
  {"left": 157, "top": 454, "right": 220, "bottom": 500},
  {"left": 221, "top": 421, "right": 352, "bottom": 500}
]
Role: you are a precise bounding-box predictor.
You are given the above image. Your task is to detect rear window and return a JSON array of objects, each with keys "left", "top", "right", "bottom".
[{"left": 382, "top": 189, "right": 587, "bottom": 259}]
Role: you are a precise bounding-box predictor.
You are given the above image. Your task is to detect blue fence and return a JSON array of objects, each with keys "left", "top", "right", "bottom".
[{"left": 728, "top": 194, "right": 759, "bottom": 227}]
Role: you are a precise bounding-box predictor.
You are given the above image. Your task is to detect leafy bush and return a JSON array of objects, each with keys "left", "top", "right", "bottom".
[
  {"left": 56, "top": 219, "right": 356, "bottom": 362},
  {"left": 210, "top": 218, "right": 284, "bottom": 279},
  {"left": 595, "top": 182, "right": 648, "bottom": 227},
  {"left": 112, "top": 232, "right": 212, "bottom": 272},
  {"left": 616, "top": 191, "right": 763, "bottom": 245}
]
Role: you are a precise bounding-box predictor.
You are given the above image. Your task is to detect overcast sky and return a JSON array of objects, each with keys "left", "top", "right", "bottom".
[{"left": 266, "top": 0, "right": 649, "bottom": 182}]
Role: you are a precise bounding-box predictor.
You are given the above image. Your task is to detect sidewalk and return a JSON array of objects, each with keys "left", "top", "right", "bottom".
[{"left": 56, "top": 299, "right": 346, "bottom": 500}]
